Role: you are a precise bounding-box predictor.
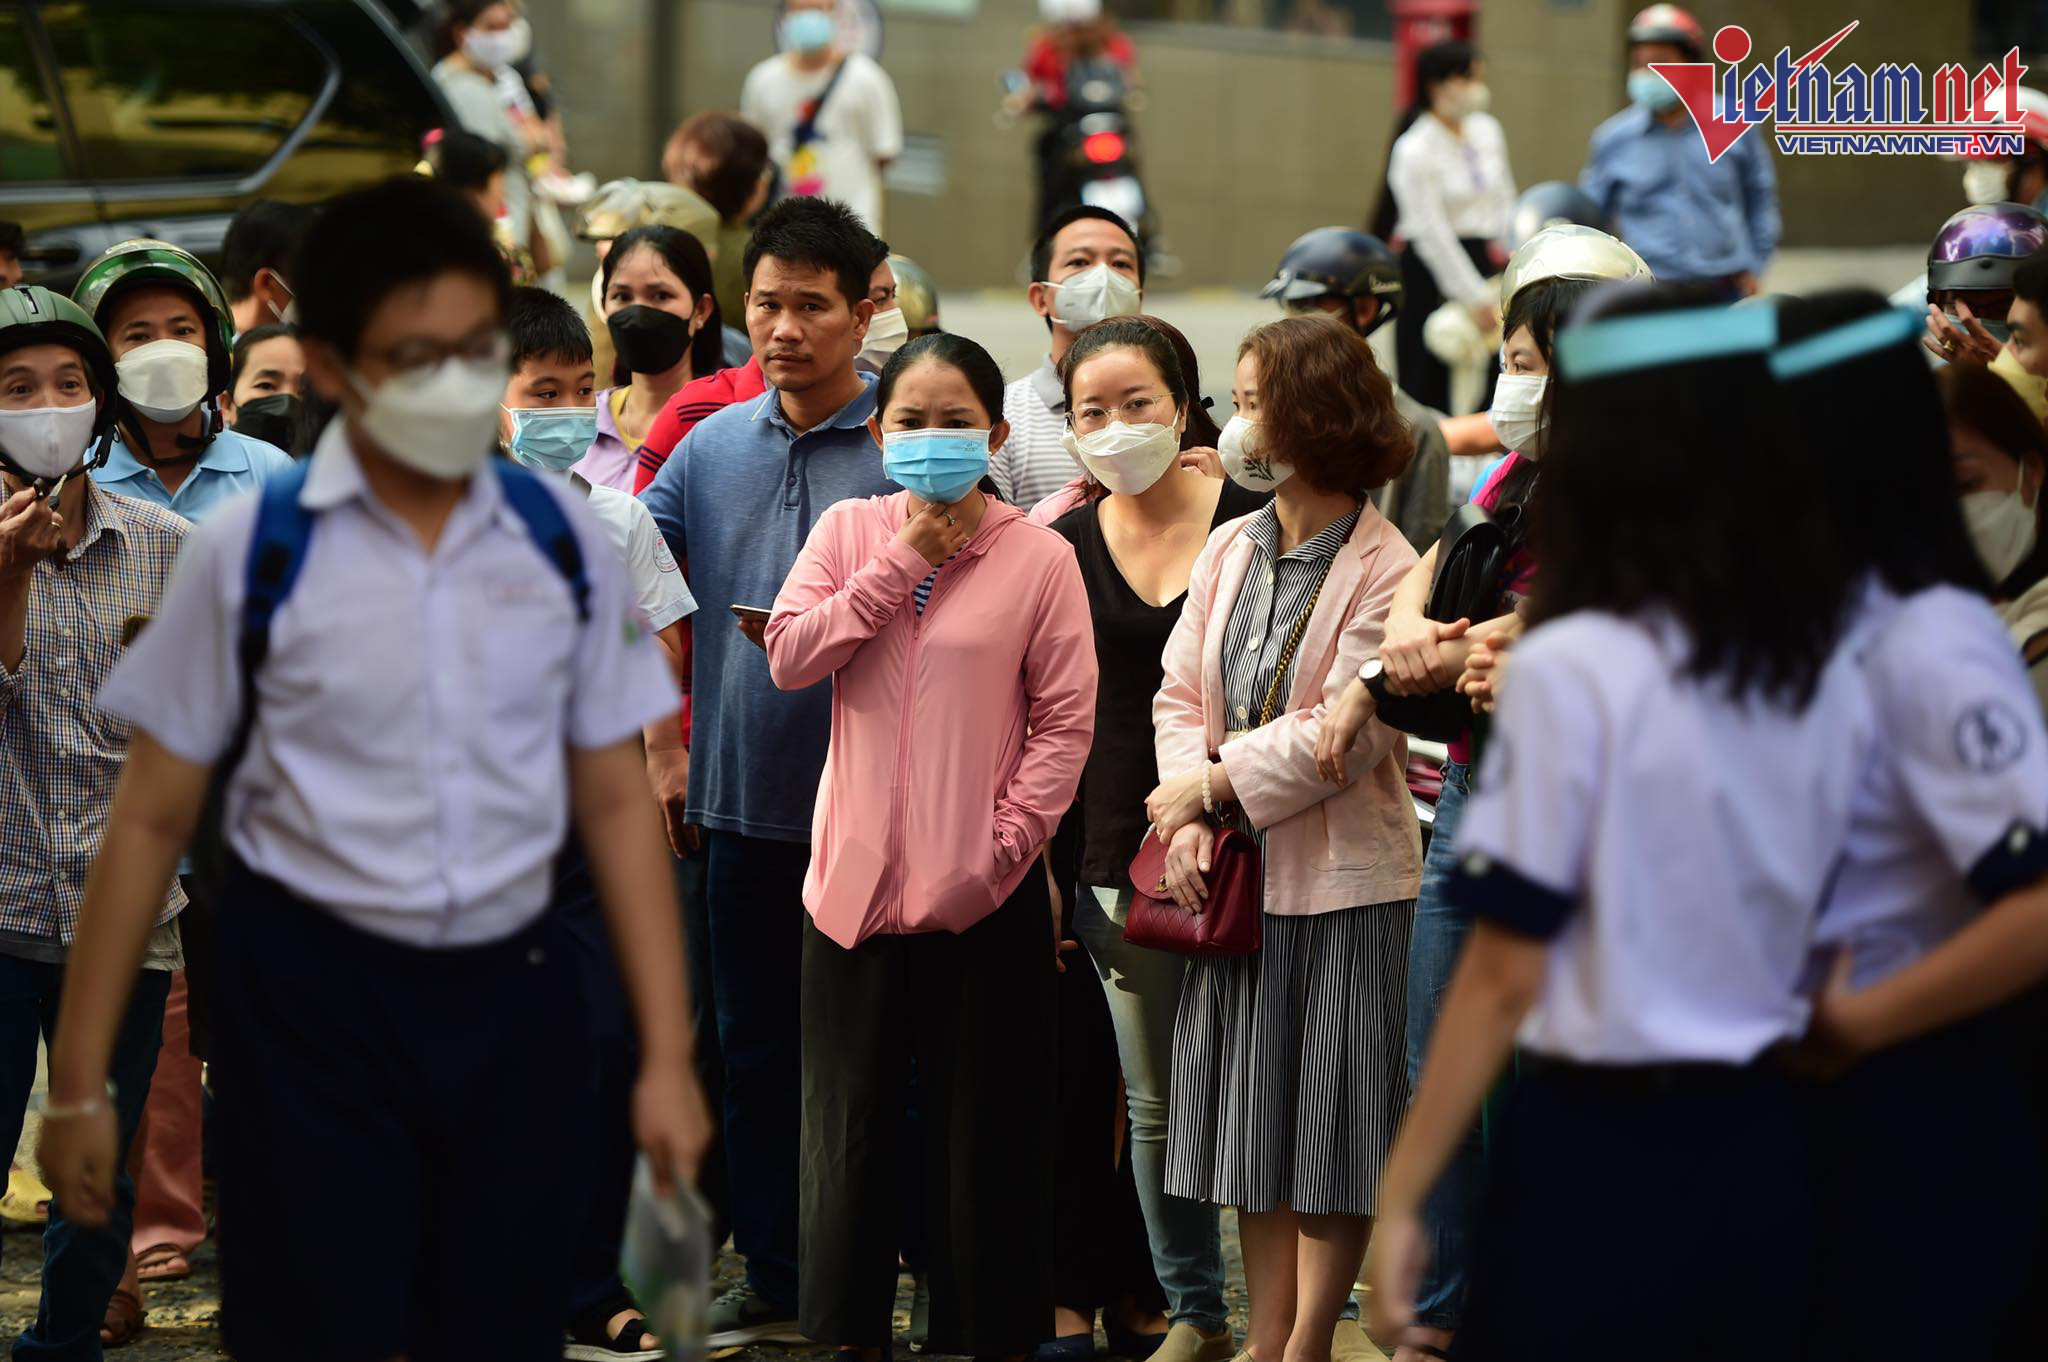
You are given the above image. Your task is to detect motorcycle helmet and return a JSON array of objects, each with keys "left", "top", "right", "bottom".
[
  {"left": 1500, "top": 224, "right": 1651, "bottom": 316},
  {"left": 889, "top": 253, "right": 941, "bottom": 336},
  {"left": 0, "top": 285, "right": 120, "bottom": 474},
  {"left": 1261, "top": 228, "right": 1403, "bottom": 335},
  {"left": 1926, "top": 202, "right": 2048, "bottom": 297},
  {"left": 577, "top": 178, "right": 720, "bottom": 255},
  {"left": 1626, "top": 3, "right": 1705, "bottom": 59},
  {"left": 72, "top": 240, "right": 235, "bottom": 399},
  {"left": 1960, "top": 85, "right": 2048, "bottom": 206},
  {"left": 1507, "top": 182, "right": 1606, "bottom": 251},
  {"left": 1040, "top": 0, "right": 1102, "bottom": 22}
]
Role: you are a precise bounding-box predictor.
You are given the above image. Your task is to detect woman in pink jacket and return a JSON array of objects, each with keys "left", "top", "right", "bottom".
[
  {"left": 765, "top": 333, "right": 1098, "bottom": 1362},
  {"left": 1145, "top": 315, "right": 1422, "bottom": 1362}
]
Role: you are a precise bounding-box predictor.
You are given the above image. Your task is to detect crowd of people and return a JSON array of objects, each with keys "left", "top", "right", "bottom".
[{"left": 5, "top": 3, "right": 2048, "bottom": 1362}]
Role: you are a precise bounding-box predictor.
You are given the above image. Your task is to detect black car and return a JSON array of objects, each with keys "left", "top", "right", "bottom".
[{"left": 0, "top": 0, "right": 449, "bottom": 286}]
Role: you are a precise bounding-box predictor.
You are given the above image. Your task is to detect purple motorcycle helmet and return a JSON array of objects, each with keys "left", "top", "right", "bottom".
[{"left": 1927, "top": 202, "right": 2048, "bottom": 320}]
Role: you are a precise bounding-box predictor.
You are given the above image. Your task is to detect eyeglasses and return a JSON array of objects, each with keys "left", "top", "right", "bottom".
[
  {"left": 1070, "top": 392, "right": 1175, "bottom": 430},
  {"left": 364, "top": 331, "right": 511, "bottom": 378}
]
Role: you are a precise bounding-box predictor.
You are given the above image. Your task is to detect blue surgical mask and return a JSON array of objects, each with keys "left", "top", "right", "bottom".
[
  {"left": 1627, "top": 68, "right": 1682, "bottom": 114},
  {"left": 780, "top": 9, "right": 836, "bottom": 53},
  {"left": 883, "top": 428, "right": 990, "bottom": 505},
  {"left": 1948, "top": 312, "right": 2013, "bottom": 344},
  {"left": 505, "top": 406, "right": 598, "bottom": 474}
]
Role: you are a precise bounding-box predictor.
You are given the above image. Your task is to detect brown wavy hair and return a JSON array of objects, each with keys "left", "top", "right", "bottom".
[{"left": 1237, "top": 315, "right": 1411, "bottom": 497}]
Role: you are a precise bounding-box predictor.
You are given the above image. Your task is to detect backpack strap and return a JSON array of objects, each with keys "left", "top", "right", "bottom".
[{"left": 494, "top": 460, "right": 591, "bottom": 623}]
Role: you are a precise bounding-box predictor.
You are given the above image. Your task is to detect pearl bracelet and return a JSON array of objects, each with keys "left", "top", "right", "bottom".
[{"left": 1201, "top": 762, "right": 1215, "bottom": 816}]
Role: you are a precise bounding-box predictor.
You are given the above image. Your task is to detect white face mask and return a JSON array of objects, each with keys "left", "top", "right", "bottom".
[
  {"left": 0, "top": 400, "right": 99, "bottom": 482},
  {"left": 463, "top": 25, "right": 523, "bottom": 71},
  {"left": 859, "top": 306, "right": 910, "bottom": 366},
  {"left": 271, "top": 272, "right": 300, "bottom": 328},
  {"left": 1487, "top": 372, "right": 1549, "bottom": 458},
  {"left": 1440, "top": 81, "right": 1491, "bottom": 120},
  {"left": 1964, "top": 483, "right": 2040, "bottom": 583},
  {"left": 1059, "top": 417, "right": 1180, "bottom": 496},
  {"left": 115, "top": 338, "right": 210, "bottom": 424},
  {"left": 1963, "top": 161, "right": 2013, "bottom": 207},
  {"left": 1048, "top": 262, "right": 1142, "bottom": 331},
  {"left": 505, "top": 15, "right": 534, "bottom": 64},
  {"left": 349, "top": 357, "right": 506, "bottom": 481},
  {"left": 1217, "top": 414, "right": 1295, "bottom": 492}
]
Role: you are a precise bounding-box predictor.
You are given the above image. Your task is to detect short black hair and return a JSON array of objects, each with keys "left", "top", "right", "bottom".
[
  {"left": 2014, "top": 249, "right": 2048, "bottom": 311},
  {"left": 292, "top": 175, "right": 510, "bottom": 358},
  {"left": 742, "top": 197, "right": 879, "bottom": 309},
  {"left": 0, "top": 221, "right": 22, "bottom": 258},
  {"left": 230, "top": 322, "right": 299, "bottom": 390},
  {"left": 508, "top": 285, "right": 594, "bottom": 371},
  {"left": 220, "top": 199, "right": 317, "bottom": 302},
  {"left": 1030, "top": 206, "right": 1145, "bottom": 288},
  {"left": 427, "top": 127, "right": 509, "bottom": 195}
]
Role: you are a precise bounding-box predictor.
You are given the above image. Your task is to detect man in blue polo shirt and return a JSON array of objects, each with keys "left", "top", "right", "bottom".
[
  {"left": 72, "top": 241, "right": 293, "bottom": 520},
  {"left": 641, "top": 195, "right": 894, "bottom": 1347}
]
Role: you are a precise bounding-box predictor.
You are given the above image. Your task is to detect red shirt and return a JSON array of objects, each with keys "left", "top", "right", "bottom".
[{"left": 1022, "top": 33, "right": 1136, "bottom": 111}]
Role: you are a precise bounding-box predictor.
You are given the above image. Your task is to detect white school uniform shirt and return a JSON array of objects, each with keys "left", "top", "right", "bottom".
[
  {"left": 1814, "top": 584, "right": 2048, "bottom": 990},
  {"left": 1448, "top": 608, "right": 1876, "bottom": 1064},
  {"left": 97, "top": 421, "right": 677, "bottom": 949},
  {"left": 575, "top": 474, "right": 697, "bottom": 633},
  {"left": 741, "top": 51, "right": 903, "bottom": 232},
  {"left": 1387, "top": 111, "right": 1516, "bottom": 307}
]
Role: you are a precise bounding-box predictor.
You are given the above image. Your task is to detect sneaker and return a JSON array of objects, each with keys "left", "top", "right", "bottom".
[
  {"left": 1331, "top": 1318, "right": 1390, "bottom": 1362},
  {"left": 707, "top": 1285, "right": 806, "bottom": 1348},
  {"left": 1149, "top": 1323, "right": 1236, "bottom": 1362},
  {"left": 907, "top": 1274, "right": 931, "bottom": 1353}
]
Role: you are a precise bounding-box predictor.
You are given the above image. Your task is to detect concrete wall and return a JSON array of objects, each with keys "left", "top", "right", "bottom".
[{"left": 532, "top": 0, "right": 1989, "bottom": 291}]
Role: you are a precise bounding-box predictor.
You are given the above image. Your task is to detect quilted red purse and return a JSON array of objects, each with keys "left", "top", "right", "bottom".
[{"left": 1122, "top": 826, "right": 1263, "bottom": 956}]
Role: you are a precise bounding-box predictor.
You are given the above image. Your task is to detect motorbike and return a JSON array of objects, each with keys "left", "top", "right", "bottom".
[{"left": 999, "top": 60, "right": 1154, "bottom": 247}]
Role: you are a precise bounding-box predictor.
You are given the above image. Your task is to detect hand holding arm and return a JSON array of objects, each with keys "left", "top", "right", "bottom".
[{"left": 764, "top": 506, "right": 929, "bottom": 690}]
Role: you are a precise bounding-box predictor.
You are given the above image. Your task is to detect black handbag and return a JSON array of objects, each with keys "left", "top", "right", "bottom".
[{"left": 1366, "top": 502, "right": 1522, "bottom": 742}]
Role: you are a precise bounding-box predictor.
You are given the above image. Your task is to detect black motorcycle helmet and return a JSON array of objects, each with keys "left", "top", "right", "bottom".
[
  {"left": 1260, "top": 228, "right": 1403, "bottom": 337},
  {"left": 1507, "top": 181, "right": 1606, "bottom": 251}
]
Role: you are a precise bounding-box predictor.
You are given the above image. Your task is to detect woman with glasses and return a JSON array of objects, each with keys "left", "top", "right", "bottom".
[
  {"left": 1044, "top": 316, "right": 1262, "bottom": 1362},
  {"left": 1148, "top": 314, "right": 1421, "bottom": 1362}
]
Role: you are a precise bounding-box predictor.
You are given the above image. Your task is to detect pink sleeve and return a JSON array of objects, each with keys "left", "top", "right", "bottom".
[
  {"left": 1218, "top": 528, "right": 1416, "bottom": 830},
  {"left": 765, "top": 507, "right": 928, "bottom": 691},
  {"left": 1028, "top": 479, "right": 1091, "bottom": 526},
  {"left": 1471, "top": 452, "right": 1522, "bottom": 511},
  {"left": 1153, "top": 526, "right": 1230, "bottom": 780},
  {"left": 992, "top": 548, "right": 1099, "bottom": 872}
]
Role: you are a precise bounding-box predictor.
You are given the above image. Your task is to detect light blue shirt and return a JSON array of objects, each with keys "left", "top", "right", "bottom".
[
  {"left": 96, "top": 426, "right": 295, "bottom": 524},
  {"left": 640, "top": 372, "right": 898, "bottom": 842},
  {"left": 1581, "top": 105, "right": 1780, "bottom": 283}
]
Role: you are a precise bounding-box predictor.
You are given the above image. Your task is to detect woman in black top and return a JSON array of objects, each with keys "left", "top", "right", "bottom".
[{"left": 1049, "top": 317, "right": 1263, "bottom": 1362}]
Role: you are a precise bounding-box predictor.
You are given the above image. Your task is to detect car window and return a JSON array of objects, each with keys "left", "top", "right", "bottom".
[
  {"left": 38, "top": 1, "right": 327, "bottom": 182},
  {"left": 0, "top": 11, "right": 67, "bottom": 182}
]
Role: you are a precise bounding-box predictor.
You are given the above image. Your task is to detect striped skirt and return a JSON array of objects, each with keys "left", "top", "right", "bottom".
[{"left": 1163, "top": 902, "right": 1413, "bottom": 1217}]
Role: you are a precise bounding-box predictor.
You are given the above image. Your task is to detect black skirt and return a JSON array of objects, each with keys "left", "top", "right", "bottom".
[{"left": 1395, "top": 236, "right": 1498, "bottom": 415}]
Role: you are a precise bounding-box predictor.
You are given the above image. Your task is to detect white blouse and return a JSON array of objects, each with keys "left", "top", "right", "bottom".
[{"left": 1387, "top": 111, "right": 1517, "bottom": 307}]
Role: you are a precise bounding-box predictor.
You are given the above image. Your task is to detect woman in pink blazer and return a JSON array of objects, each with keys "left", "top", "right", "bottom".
[
  {"left": 1145, "top": 315, "right": 1423, "bottom": 1362},
  {"left": 765, "top": 333, "right": 1098, "bottom": 1362}
]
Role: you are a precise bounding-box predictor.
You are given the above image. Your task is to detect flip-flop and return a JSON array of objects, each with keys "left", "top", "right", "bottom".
[
  {"left": 135, "top": 1246, "right": 191, "bottom": 1282},
  {"left": 1, "top": 1163, "right": 49, "bottom": 1228},
  {"left": 100, "top": 1284, "right": 145, "bottom": 1348}
]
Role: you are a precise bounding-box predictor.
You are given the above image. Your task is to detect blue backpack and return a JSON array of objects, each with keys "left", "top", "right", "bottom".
[{"left": 190, "top": 458, "right": 591, "bottom": 902}]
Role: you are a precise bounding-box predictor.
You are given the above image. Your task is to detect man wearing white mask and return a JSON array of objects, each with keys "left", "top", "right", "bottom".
[
  {"left": 37, "top": 177, "right": 714, "bottom": 1362},
  {"left": 0, "top": 284, "right": 189, "bottom": 1357},
  {"left": 72, "top": 241, "right": 293, "bottom": 521},
  {"left": 856, "top": 245, "right": 910, "bottom": 373},
  {"left": 994, "top": 206, "right": 1145, "bottom": 508},
  {"left": 741, "top": 0, "right": 903, "bottom": 232}
]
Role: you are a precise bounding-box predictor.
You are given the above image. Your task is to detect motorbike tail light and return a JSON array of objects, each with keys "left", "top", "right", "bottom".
[{"left": 1082, "top": 131, "right": 1126, "bottom": 164}]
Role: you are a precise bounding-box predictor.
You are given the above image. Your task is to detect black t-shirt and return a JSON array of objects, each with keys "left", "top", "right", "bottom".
[{"left": 1052, "top": 480, "right": 1268, "bottom": 887}]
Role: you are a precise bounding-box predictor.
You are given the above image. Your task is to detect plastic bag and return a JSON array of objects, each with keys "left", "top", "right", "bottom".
[{"left": 621, "top": 1156, "right": 713, "bottom": 1362}]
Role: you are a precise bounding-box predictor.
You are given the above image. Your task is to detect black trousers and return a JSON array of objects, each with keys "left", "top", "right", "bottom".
[
  {"left": 1453, "top": 1057, "right": 1810, "bottom": 1362},
  {"left": 800, "top": 872, "right": 1057, "bottom": 1354},
  {"left": 1395, "top": 236, "right": 1498, "bottom": 415}
]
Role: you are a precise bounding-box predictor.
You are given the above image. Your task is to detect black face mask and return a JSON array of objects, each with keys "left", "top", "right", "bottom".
[
  {"left": 607, "top": 305, "right": 695, "bottom": 376},
  {"left": 233, "top": 392, "right": 306, "bottom": 455}
]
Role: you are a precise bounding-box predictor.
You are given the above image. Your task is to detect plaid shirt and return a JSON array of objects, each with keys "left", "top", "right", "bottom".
[{"left": 0, "top": 480, "right": 188, "bottom": 943}]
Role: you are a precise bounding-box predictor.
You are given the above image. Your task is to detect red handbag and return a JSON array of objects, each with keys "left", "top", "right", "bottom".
[{"left": 1122, "top": 825, "right": 1263, "bottom": 956}]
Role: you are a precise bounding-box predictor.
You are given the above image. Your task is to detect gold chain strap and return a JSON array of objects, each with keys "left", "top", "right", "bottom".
[{"left": 1255, "top": 556, "right": 1336, "bottom": 727}]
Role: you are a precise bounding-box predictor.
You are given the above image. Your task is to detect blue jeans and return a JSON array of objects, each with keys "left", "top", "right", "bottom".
[
  {"left": 0, "top": 957, "right": 170, "bottom": 1362},
  {"left": 1406, "top": 761, "right": 1485, "bottom": 1332},
  {"left": 1074, "top": 888, "right": 1229, "bottom": 1333},
  {"left": 704, "top": 830, "right": 808, "bottom": 1309}
]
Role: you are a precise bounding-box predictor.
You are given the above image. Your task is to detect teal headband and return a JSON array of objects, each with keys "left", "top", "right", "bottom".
[
  {"left": 1767, "top": 306, "right": 1923, "bottom": 380},
  {"left": 1553, "top": 304, "right": 1777, "bottom": 381}
]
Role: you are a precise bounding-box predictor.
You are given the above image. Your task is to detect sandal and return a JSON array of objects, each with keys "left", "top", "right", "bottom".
[
  {"left": 1, "top": 1163, "right": 49, "bottom": 1228},
  {"left": 100, "top": 1284, "right": 145, "bottom": 1348},
  {"left": 565, "top": 1303, "right": 663, "bottom": 1361},
  {"left": 135, "top": 1245, "right": 191, "bottom": 1282}
]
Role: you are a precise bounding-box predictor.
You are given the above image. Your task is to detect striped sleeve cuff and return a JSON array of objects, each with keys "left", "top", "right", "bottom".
[
  {"left": 1966, "top": 822, "right": 2048, "bottom": 904},
  {"left": 1446, "top": 851, "right": 1577, "bottom": 941}
]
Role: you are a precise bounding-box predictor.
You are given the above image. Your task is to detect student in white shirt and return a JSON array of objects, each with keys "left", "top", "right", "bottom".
[
  {"left": 1369, "top": 286, "right": 1872, "bottom": 1362},
  {"left": 741, "top": 0, "right": 903, "bottom": 232},
  {"left": 38, "top": 176, "right": 710, "bottom": 1362},
  {"left": 1376, "top": 40, "right": 1516, "bottom": 415},
  {"left": 1773, "top": 292, "right": 2048, "bottom": 1359}
]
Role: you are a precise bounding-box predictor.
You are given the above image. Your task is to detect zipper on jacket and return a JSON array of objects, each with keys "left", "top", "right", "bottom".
[{"left": 887, "top": 554, "right": 970, "bottom": 935}]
